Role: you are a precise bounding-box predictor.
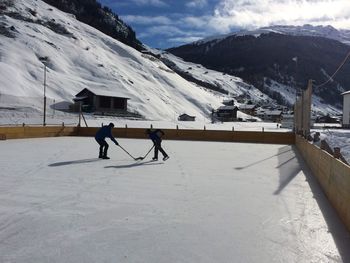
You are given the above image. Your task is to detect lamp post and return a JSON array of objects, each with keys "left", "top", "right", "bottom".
[
  {"left": 43, "top": 64, "right": 47, "bottom": 126},
  {"left": 292, "top": 57, "right": 298, "bottom": 133}
]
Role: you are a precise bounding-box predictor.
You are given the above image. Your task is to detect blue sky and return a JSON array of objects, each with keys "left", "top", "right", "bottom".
[{"left": 99, "top": 0, "right": 350, "bottom": 49}]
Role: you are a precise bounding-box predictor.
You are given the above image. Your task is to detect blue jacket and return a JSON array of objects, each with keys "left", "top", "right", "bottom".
[
  {"left": 149, "top": 129, "right": 164, "bottom": 143},
  {"left": 95, "top": 125, "right": 118, "bottom": 144}
]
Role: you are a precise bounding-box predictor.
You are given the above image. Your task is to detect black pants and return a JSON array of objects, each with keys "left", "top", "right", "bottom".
[
  {"left": 153, "top": 141, "right": 168, "bottom": 159},
  {"left": 96, "top": 138, "right": 108, "bottom": 157}
]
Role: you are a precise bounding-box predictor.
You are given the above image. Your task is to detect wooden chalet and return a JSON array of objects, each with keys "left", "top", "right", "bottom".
[
  {"left": 257, "top": 110, "right": 282, "bottom": 122},
  {"left": 74, "top": 88, "right": 130, "bottom": 113},
  {"left": 215, "top": 105, "right": 238, "bottom": 122},
  {"left": 238, "top": 104, "right": 257, "bottom": 116},
  {"left": 178, "top": 114, "right": 196, "bottom": 121}
]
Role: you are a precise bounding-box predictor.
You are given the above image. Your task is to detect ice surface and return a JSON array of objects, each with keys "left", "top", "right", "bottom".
[{"left": 0, "top": 137, "right": 349, "bottom": 262}]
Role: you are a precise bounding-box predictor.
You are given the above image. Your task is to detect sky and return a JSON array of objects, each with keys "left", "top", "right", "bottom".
[{"left": 99, "top": 0, "right": 350, "bottom": 49}]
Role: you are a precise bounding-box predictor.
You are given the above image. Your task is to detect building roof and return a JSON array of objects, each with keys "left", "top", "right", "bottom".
[
  {"left": 179, "top": 113, "right": 196, "bottom": 118},
  {"left": 258, "top": 110, "right": 282, "bottom": 116},
  {"left": 217, "top": 105, "right": 238, "bottom": 110},
  {"left": 75, "top": 88, "right": 130, "bottom": 99},
  {"left": 239, "top": 104, "right": 256, "bottom": 110},
  {"left": 341, "top": 90, "right": 350, "bottom": 96}
]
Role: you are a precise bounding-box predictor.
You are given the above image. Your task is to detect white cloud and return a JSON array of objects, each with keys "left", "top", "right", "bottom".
[
  {"left": 130, "top": 0, "right": 168, "bottom": 7},
  {"left": 211, "top": 0, "right": 350, "bottom": 33},
  {"left": 185, "top": 0, "right": 208, "bottom": 8}
]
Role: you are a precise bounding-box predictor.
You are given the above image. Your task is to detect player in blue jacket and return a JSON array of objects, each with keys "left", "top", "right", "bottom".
[
  {"left": 95, "top": 123, "right": 118, "bottom": 159},
  {"left": 146, "top": 129, "right": 169, "bottom": 161}
]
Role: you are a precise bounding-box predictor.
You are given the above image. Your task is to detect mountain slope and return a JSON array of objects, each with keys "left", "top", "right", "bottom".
[
  {"left": 41, "top": 0, "right": 143, "bottom": 51},
  {"left": 168, "top": 31, "right": 350, "bottom": 110},
  {"left": 0, "top": 0, "right": 238, "bottom": 121}
]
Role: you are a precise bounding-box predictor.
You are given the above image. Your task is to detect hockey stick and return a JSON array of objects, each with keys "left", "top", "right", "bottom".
[
  {"left": 118, "top": 145, "right": 137, "bottom": 160},
  {"left": 136, "top": 145, "right": 155, "bottom": 160}
]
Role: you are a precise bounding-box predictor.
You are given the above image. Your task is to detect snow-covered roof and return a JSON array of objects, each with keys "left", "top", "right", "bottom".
[
  {"left": 179, "top": 113, "right": 195, "bottom": 118},
  {"left": 217, "top": 105, "right": 238, "bottom": 110},
  {"left": 258, "top": 110, "right": 282, "bottom": 116},
  {"left": 76, "top": 88, "right": 130, "bottom": 99},
  {"left": 341, "top": 91, "right": 350, "bottom": 96},
  {"left": 239, "top": 104, "right": 256, "bottom": 110}
]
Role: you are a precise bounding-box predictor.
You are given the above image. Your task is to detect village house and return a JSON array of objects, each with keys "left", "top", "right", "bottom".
[
  {"left": 222, "top": 99, "right": 235, "bottom": 106},
  {"left": 256, "top": 110, "right": 283, "bottom": 122},
  {"left": 178, "top": 113, "right": 196, "bottom": 121},
  {"left": 215, "top": 105, "right": 238, "bottom": 122},
  {"left": 73, "top": 88, "right": 129, "bottom": 113},
  {"left": 239, "top": 104, "right": 257, "bottom": 116}
]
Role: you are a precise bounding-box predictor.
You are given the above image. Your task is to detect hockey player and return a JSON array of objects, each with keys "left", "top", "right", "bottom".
[
  {"left": 146, "top": 129, "right": 169, "bottom": 161},
  {"left": 95, "top": 122, "right": 119, "bottom": 159}
]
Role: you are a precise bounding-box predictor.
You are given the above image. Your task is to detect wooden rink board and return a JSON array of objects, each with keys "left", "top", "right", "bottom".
[
  {"left": 296, "top": 135, "right": 350, "bottom": 233},
  {"left": 77, "top": 127, "right": 296, "bottom": 144}
]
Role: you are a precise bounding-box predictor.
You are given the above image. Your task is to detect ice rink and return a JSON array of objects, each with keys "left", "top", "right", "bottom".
[{"left": 0, "top": 137, "right": 349, "bottom": 262}]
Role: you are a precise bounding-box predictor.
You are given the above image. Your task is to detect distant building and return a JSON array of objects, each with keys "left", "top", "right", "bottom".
[
  {"left": 178, "top": 114, "right": 196, "bottom": 121},
  {"left": 342, "top": 91, "right": 350, "bottom": 127},
  {"left": 222, "top": 99, "right": 234, "bottom": 106},
  {"left": 239, "top": 104, "right": 257, "bottom": 116},
  {"left": 215, "top": 105, "right": 238, "bottom": 121},
  {"left": 257, "top": 110, "right": 282, "bottom": 122},
  {"left": 73, "top": 88, "right": 129, "bottom": 113},
  {"left": 315, "top": 115, "right": 339, "bottom": 124}
]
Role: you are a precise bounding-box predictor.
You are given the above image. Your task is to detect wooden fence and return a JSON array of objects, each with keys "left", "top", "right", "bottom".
[
  {"left": 76, "top": 127, "right": 295, "bottom": 144},
  {"left": 0, "top": 125, "right": 77, "bottom": 139},
  {"left": 295, "top": 135, "right": 350, "bottom": 233}
]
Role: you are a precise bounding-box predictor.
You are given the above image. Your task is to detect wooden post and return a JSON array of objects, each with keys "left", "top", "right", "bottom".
[{"left": 334, "top": 147, "right": 341, "bottom": 159}]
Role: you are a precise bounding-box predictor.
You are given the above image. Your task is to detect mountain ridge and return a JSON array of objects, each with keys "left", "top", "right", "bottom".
[{"left": 168, "top": 28, "right": 350, "bottom": 111}]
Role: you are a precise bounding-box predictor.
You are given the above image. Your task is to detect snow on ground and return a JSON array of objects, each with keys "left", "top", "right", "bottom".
[
  {"left": 0, "top": 110, "right": 288, "bottom": 132},
  {"left": 1, "top": 137, "right": 350, "bottom": 262},
  {"left": 158, "top": 52, "right": 271, "bottom": 105},
  {"left": 0, "top": 0, "right": 227, "bottom": 121}
]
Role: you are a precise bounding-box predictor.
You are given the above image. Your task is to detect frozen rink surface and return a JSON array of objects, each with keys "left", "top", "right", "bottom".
[{"left": 0, "top": 137, "right": 350, "bottom": 263}]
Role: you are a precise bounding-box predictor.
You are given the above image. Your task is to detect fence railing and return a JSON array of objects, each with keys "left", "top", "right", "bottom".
[{"left": 295, "top": 135, "right": 350, "bottom": 233}]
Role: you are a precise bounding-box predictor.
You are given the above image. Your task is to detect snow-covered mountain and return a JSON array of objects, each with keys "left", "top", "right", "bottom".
[
  {"left": 1, "top": 0, "right": 254, "bottom": 122},
  {"left": 169, "top": 26, "right": 350, "bottom": 115},
  {"left": 196, "top": 24, "right": 350, "bottom": 46}
]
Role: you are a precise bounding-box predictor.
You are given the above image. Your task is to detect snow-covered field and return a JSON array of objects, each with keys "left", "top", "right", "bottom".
[{"left": 0, "top": 137, "right": 349, "bottom": 262}]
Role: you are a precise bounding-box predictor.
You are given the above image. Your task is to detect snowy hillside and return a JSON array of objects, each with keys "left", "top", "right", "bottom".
[
  {"left": 0, "top": 0, "right": 237, "bottom": 121},
  {"left": 158, "top": 51, "right": 271, "bottom": 105}
]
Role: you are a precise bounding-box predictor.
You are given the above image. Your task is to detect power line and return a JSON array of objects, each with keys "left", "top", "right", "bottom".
[{"left": 315, "top": 50, "right": 350, "bottom": 88}]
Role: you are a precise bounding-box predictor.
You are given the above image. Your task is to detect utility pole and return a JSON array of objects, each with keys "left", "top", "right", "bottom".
[
  {"left": 43, "top": 64, "right": 47, "bottom": 126},
  {"left": 293, "top": 57, "right": 298, "bottom": 102},
  {"left": 292, "top": 57, "right": 298, "bottom": 133}
]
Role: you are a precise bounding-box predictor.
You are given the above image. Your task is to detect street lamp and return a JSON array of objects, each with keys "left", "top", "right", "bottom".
[
  {"left": 40, "top": 57, "right": 48, "bottom": 126},
  {"left": 43, "top": 63, "right": 47, "bottom": 126}
]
